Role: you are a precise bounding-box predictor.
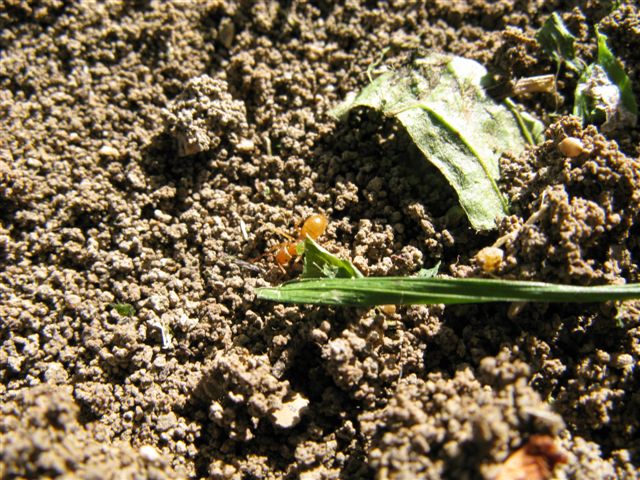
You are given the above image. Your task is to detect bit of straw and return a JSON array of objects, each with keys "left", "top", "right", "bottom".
[
  {"left": 240, "top": 219, "right": 249, "bottom": 241},
  {"left": 512, "top": 74, "right": 556, "bottom": 95}
]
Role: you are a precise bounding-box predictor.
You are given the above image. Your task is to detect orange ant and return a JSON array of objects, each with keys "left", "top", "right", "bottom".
[{"left": 267, "top": 214, "right": 329, "bottom": 268}]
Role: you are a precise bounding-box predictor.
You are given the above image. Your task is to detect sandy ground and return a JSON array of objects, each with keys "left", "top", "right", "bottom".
[{"left": 1, "top": 1, "right": 640, "bottom": 479}]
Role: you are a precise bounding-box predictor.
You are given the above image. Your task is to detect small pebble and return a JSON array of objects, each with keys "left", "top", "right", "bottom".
[
  {"left": 65, "top": 294, "right": 82, "bottom": 309},
  {"left": 139, "top": 445, "right": 161, "bottom": 463},
  {"left": 26, "top": 158, "right": 43, "bottom": 168},
  {"left": 98, "top": 145, "right": 120, "bottom": 157},
  {"left": 44, "top": 362, "right": 69, "bottom": 384},
  {"left": 236, "top": 138, "right": 255, "bottom": 152},
  {"left": 175, "top": 440, "right": 187, "bottom": 455},
  {"left": 558, "top": 137, "right": 584, "bottom": 157},
  {"left": 270, "top": 394, "right": 309, "bottom": 429},
  {"left": 613, "top": 353, "right": 633, "bottom": 369},
  {"left": 153, "top": 354, "right": 167, "bottom": 369}
]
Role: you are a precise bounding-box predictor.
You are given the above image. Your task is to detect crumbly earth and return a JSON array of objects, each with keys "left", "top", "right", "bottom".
[{"left": 1, "top": 1, "right": 639, "bottom": 479}]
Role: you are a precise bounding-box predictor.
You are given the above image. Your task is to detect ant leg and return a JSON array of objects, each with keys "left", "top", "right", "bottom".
[
  {"left": 264, "top": 225, "right": 296, "bottom": 241},
  {"left": 250, "top": 240, "right": 290, "bottom": 263}
]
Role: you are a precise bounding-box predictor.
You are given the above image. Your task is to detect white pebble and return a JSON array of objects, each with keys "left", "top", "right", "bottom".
[
  {"left": 236, "top": 138, "right": 255, "bottom": 152},
  {"left": 139, "top": 445, "right": 161, "bottom": 463},
  {"left": 65, "top": 294, "right": 82, "bottom": 309},
  {"left": 270, "top": 394, "right": 309, "bottom": 429},
  {"left": 98, "top": 145, "right": 120, "bottom": 157}
]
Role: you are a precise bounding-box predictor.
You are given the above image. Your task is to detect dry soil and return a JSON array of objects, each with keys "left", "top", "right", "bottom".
[{"left": 1, "top": 1, "right": 640, "bottom": 479}]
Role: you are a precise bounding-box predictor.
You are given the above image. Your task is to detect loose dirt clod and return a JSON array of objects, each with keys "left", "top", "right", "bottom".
[{"left": 163, "top": 74, "right": 248, "bottom": 156}]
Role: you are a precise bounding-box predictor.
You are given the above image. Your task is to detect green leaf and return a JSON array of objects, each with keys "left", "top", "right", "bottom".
[
  {"left": 605, "top": 0, "right": 622, "bottom": 13},
  {"left": 331, "top": 54, "right": 531, "bottom": 231},
  {"left": 415, "top": 261, "right": 441, "bottom": 278},
  {"left": 574, "top": 28, "right": 637, "bottom": 131},
  {"left": 110, "top": 303, "right": 136, "bottom": 317},
  {"left": 536, "top": 12, "right": 586, "bottom": 73},
  {"left": 255, "top": 276, "right": 640, "bottom": 307},
  {"left": 301, "top": 238, "right": 364, "bottom": 279}
]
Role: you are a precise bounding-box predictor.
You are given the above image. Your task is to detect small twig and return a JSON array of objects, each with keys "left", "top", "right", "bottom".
[
  {"left": 493, "top": 190, "right": 550, "bottom": 249},
  {"left": 264, "top": 134, "right": 272, "bottom": 156},
  {"left": 512, "top": 74, "right": 556, "bottom": 95},
  {"left": 239, "top": 219, "right": 249, "bottom": 241}
]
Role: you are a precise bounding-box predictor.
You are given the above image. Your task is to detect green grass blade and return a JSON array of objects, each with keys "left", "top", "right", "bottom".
[
  {"left": 573, "top": 27, "right": 637, "bottom": 129},
  {"left": 255, "top": 277, "right": 640, "bottom": 306},
  {"left": 504, "top": 98, "right": 545, "bottom": 146},
  {"left": 594, "top": 28, "right": 637, "bottom": 119}
]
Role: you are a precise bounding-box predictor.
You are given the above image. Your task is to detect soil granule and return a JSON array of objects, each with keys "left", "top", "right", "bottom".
[{"left": 1, "top": 1, "right": 639, "bottom": 479}]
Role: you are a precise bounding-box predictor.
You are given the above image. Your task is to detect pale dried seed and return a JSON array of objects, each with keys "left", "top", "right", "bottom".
[
  {"left": 558, "top": 137, "right": 584, "bottom": 157},
  {"left": 475, "top": 246, "right": 504, "bottom": 273}
]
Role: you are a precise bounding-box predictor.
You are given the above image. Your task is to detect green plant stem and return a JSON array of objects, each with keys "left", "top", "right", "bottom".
[{"left": 505, "top": 98, "right": 535, "bottom": 146}]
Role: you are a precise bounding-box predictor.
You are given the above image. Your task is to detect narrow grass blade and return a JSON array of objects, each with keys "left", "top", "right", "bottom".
[
  {"left": 574, "top": 28, "right": 637, "bottom": 131},
  {"left": 504, "top": 98, "right": 545, "bottom": 146},
  {"left": 594, "top": 29, "right": 636, "bottom": 118},
  {"left": 255, "top": 277, "right": 640, "bottom": 307}
]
